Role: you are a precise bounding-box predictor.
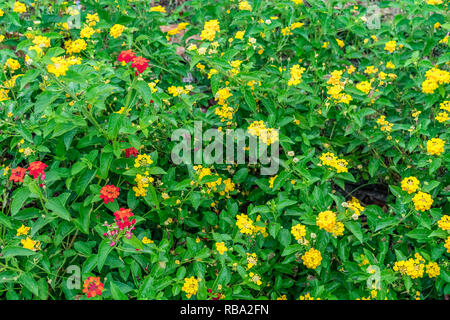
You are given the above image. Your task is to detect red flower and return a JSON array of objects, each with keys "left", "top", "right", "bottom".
[
  {"left": 125, "top": 147, "right": 138, "bottom": 158},
  {"left": 9, "top": 167, "right": 26, "bottom": 183},
  {"left": 82, "top": 276, "right": 104, "bottom": 298},
  {"left": 117, "top": 50, "right": 136, "bottom": 64},
  {"left": 27, "top": 161, "right": 48, "bottom": 181},
  {"left": 113, "top": 208, "right": 136, "bottom": 230},
  {"left": 131, "top": 56, "right": 149, "bottom": 75},
  {"left": 100, "top": 185, "right": 120, "bottom": 204}
]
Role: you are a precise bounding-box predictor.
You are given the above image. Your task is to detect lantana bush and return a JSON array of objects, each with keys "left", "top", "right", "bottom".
[{"left": 0, "top": 0, "right": 449, "bottom": 300}]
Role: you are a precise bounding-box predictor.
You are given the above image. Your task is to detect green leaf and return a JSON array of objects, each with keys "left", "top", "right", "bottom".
[
  {"left": 97, "top": 239, "right": 113, "bottom": 272},
  {"left": 19, "top": 273, "right": 39, "bottom": 297},
  {"left": 46, "top": 198, "right": 71, "bottom": 221},
  {"left": 11, "top": 187, "right": 30, "bottom": 216},
  {"left": 110, "top": 280, "right": 129, "bottom": 300},
  {"left": 344, "top": 221, "right": 364, "bottom": 244}
]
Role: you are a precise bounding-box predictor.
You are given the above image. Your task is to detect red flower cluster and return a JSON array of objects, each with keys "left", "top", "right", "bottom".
[
  {"left": 117, "top": 50, "right": 149, "bottom": 75},
  {"left": 125, "top": 147, "right": 138, "bottom": 158},
  {"left": 114, "top": 208, "right": 136, "bottom": 230},
  {"left": 9, "top": 161, "right": 48, "bottom": 184},
  {"left": 9, "top": 167, "right": 27, "bottom": 183},
  {"left": 82, "top": 277, "right": 104, "bottom": 298},
  {"left": 131, "top": 56, "right": 149, "bottom": 75},
  {"left": 99, "top": 185, "right": 120, "bottom": 204},
  {"left": 27, "top": 161, "right": 48, "bottom": 181},
  {"left": 117, "top": 49, "right": 136, "bottom": 64}
]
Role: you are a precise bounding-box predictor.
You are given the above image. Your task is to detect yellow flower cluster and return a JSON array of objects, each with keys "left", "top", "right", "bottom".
[
  {"left": 401, "top": 176, "right": 420, "bottom": 194},
  {"left": 356, "top": 80, "right": 372, "bottom": 94},
  {"left": 236, "top": 213, "right": 254, "bottom": 235},
  {"left": 214, "top": 87, "right": 232, "bottom": 106},
  {"left": 236, "top": 214, "right": 267, "bottom": 237},
  {"left": 168, "top": 85, "right": 190, "bottom": 97},
  {"left": 302, "top": 248, "right": 322, "bottom": 269},
  {"left": 142, "top": 237, "right": 154, "bottom": 244},
  {"left": 65, "top": 39, "right": 87, "bottom": 55},
  {"left": 437, "top": 215, "right": 450, "bottom": 231},
  {"left": 281, "top": 22, "right": 304, "bottom": 36},
  {"left": 384, "top": 40, "right": 397, "bottom": 53},
  {"left": 201, "top": 19, "right": 220, "bottom": 41},
  {"left": 393, "top": 253, "right": 440, "bottom": 279},
  {"left": 287, "top": 64, "right": 305, "bottom": 86},
  {"left": 426, "top": 137, "right": 445, "bottom": 156},
  {"left": 4, "top": 58, "right": 21, "bottom": 72},
  {"left": 133, "top": 172, "right": 154, "bottom": 197},
  {"left": 425, "top": 261, "right": 440, "bottom": 278},
  {"left": 80, "top": 26, "right": 96, "bottom": 39},
  {"left": 249, "top": 272, "right": 262, "bottom": 285},
  {"left": 16, "top": 224, "right": 30, "bottom": 236},
  {"left": 13, "top": 1, "right": 27, "bottom": 14},
  {"left": 182, "top": 276, "right": 200, "bottom": 298},
  {"left": 86, "top": 13, "right": 100, "bottom": 27},
  {"left": 445, "top": 237, "right": 450, "bottom": 253},
  {"left": 248, "top": 121, "right": 279, "bottom": 145},
  {"left": 150, "top": 5, "right": 166, "bottom": 13},
  {"left": 316, "top": 210, "right": 344, "bottom": 237},
  {"left": 347, "top": 197, "right": 365, "bottom": 216},
  {"left": 166, "top": 22, "right": 189, "bottom": 37},
  {"left": 299, "top": 293, "right": 320, "bottom": 300},
  {"left": 319, "top": 152, "right": 348, "bottom": 173},
  {"left": 239, "top": 1, "right": 252, "bottom": 11},
  {"left": 246, "top": 253, "right": 257, "bottom": 269},
  {"left": 421, "top": 67, "right": 450, "bottom": 94},
  {"left": 47, "top": 56, "right": 80, "bottom": 77},
  {"left": 215, "top": 242, "right": 228, "bottom": 255},
  {"left": 134, "top": 154, "right": 153, "bottom": 168},
  {"left": 376, "top": 115, "right": 393, "bottom": 132},
  {"left": 326, "top": 70, "right": 352, "bottom": 104},
  {"left": 110, "top": 24, "right": 125, "bottom": 38},
  {"left": 215, "top": 104, "right": 234, "bottom": 123},
  {"left": 21, "top": 237, "right": 40, "bottom": 251},
  {"left": 291, "top": 223, "right": 306, "bottom": 241},
  {"left": 412, "top": 191, "right": 433, "bottom": 211}
]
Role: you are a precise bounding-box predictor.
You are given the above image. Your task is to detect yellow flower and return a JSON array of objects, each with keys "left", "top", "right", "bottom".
[
  {"left": 21, "top": 237, "right": 40, "bottom": 251},
  {"left": 437, "top": 215, "right": 450, "bottom": 231},
  {"left": 150, "top": 5, "right": 166, "bottom": 13},
  {"left": 356, "top": 81, "right": 372, "bottom": 94},
  {"left": 444, "top": 236, "right": 450, "bottom": 253},
  {"left": 268, "top": 175, "right": 277, "bottom": 188},
  {"left": 386, "top": 61, "right": 395, "bottom": 69},
  {"left": 302, "top": 248, "right": 322, "bottom": 269},
  {"left": 134, "top": 154, "right": 153, "bottom": 168},
  {"left": 249, "top": 272, "right": 262, "bottom": 285},
  {"left": 393, "top": 253, "right": 425, "bottom": 279},
  {"left": 16, "top": 224, "right": 30, "bottom": 236},
  {"left": 235, "top": 30, "right": 245, "bottom": 39},
  {"left": 182, "top": 276, "right": 200, "bottom": 298},
  {"left": 401, "top": 177, "right": 420, "bottom": 194},
  {"left": 291, "top": 223, "right": 306, "bottom": 241},
  {"left": 13, "top": 1, "right": 27, "bottom": 14},
  {"left": 288, "top": 64, "right": 305, "bottom": 86},
  {"left": 47, "top": 57, "right": 70, "bottom": 77},
  {"left": 412, "top": 191, "right": 433, "bottom": 211},
  {"left": 299, "top": 293, "right": 320, "bottom": 300},
  {"left": 436, "top": 112, "right": 449, "bottom": 123},
  {"left": 336, "top": 38, "right": 344, "bottom": 48},
  {"left": 65, "top": 39, "right": 87, "bottom": 55},
  {"left": 236, "top": 213, "right": 254, "bottom": 235},
  {"left": 110, "top": 24, "right": 125, "bottom": 38},
  {"left": 384, "top": 40, "right": 396, "bottom": 53},
  {"left": 425, "top": 262, "right": 440, "bottom": 278},
  {"left": 80, "top": 26, "right": 95, "bottom": 39},
  {"left": 4, "top": 58, "right": 20, "bottom": 72},
  {"left": 215, "top": 242, "right": 228, "bottom": 255},
  {"left": 246, "top": 253, "right": 257, "bottom": 269},
  {"left": 142, "top": 237, "right": 154, "bottom": 244},
  {"left": 86, "top": 13, "right": 100, "bottom": 26},
  {"left": 426, "top": 138, "right": 445, "bottom": 156},
  {"left": 201, "top": 19, "right": 220, "bottom": 42},
  {"left": 239, "top": 1, "right": 252, "bottom": 11}
]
